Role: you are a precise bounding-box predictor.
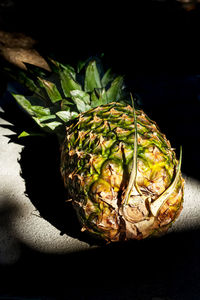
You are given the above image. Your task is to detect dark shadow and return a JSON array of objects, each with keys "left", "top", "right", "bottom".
[
  {"left": 129, "top": 73, "right": 200, "bottom": 180},
  {"left": 1, "top": 228, "right": 200, "bottom": 299},
  {"left": 18, "top": 133, "right": 104, "bottom": 245},
  {"left": 19, "top": 134, "right": 82, "bottom": 238},
  {"left": 1, "top": 0, "right": 200, "bottom": 74}
]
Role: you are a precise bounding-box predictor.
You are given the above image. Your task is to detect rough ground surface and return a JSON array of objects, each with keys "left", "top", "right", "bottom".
[{"left": 0, "top": 109, "right": 91, "bottom": 259}]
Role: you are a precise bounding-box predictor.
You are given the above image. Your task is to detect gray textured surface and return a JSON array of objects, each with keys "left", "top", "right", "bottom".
[{"left": 0, "top": 110, "right": 91, "bottom": 264}]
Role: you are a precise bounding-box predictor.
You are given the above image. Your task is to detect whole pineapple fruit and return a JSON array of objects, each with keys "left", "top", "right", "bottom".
[{"left": 4, "top": 56, "right": 184, "bottom": 242}]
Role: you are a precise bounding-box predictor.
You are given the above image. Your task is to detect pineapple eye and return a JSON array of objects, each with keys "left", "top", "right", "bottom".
[
  {"left": 101, "top": 159, "right": 123, "bottom": 190},
  {"left": 89, "top": 178, "right": 118, "bottom": 209}
]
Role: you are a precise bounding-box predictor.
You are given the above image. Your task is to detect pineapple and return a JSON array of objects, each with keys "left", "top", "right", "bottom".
[{"left": 4, "top": 56, "right": 184, "bottom": 242}]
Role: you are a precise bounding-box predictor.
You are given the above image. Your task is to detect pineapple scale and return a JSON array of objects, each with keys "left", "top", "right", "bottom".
[{"left": 60, "top": 103, "right": 184, "bottom": 242}]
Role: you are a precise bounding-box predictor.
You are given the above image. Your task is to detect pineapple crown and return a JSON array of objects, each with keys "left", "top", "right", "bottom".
[{"left": 5, "top": 56, "right": 129, "bottom": 142}]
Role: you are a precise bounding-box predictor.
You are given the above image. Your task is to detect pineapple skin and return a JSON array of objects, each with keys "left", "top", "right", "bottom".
[{"left": 60, "top": 102, "right": 184, "bottom": 242}]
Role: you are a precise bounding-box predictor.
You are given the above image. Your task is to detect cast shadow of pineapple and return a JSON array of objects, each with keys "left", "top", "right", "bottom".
[
  {"left": 18, "top": 134, "right": 106, "bottom": 245},
  {"left": 0, "top": 95, "right": 104, "bottom": 246}
]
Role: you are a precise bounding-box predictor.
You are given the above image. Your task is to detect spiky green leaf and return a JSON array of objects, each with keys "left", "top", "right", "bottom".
[
  {"left": 60, "top": 69, "right": 82, "bottom": 98},
  {"left": 43, "top": 121, "right": 63, "bottom": 130},
  {"left": 38, "top": 115, "right": 57, "bottom": 122},
  {"left": 30, "top": 106, "right": 51, "bottom": 117},
  {"left": 91, "top": 90, "right": 100, "bottom": 108},
  {"left": 56, "top": 110, "right": 78, "bottom": 122},
  {"left": 60, "top": 98, "right": 74, "bottom": 111},
  {"left": 101, "top": 68, "right": 116, "bottom": 87},
  {"left": 60, "top": 64, "right": 76, "bottom": 79},
  {"left": 84, "top": 61, "right": 102, "bottom": 92},
  {"left": 38, "top": 78, "right": 62, "bottom": 103},
  {"left": 18, "top": 131, "right": 45, "bottom": 138},
  {"left": 77, "top": 59, "right": 88, "bottom": 73},
  {"left": 50, "top": 59, "right": 76, "bottom": 79},
  {"left": 11, "top": 93, "right": 56, "bottom": 133},
  {"left": 33, "top": 117, "right": 62, "bottom": 130},
  {"left": 70, "top": 90, "right": 91, "bottom": 113},
  {"left": 12, "top": 94, "right": 36, "bottom": 116},
  {"left": 106, "top": 76, "right": 124, "bottom": 101},
  {"left": 91, "top": 88, "right": 108, "bottom": 108},
  {"left": 18, "top": 131, "right": 32, "bottom": 138},
  {"left": 99, "top": 88, "right": 108, "bottom": 105}
]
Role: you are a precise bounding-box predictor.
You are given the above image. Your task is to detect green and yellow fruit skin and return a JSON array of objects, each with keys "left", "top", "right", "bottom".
[{"left": 61, "top": 102, "right": 184, "bottom": 242}]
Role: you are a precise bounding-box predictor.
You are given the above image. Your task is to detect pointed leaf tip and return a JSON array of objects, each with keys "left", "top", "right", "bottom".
[
  {"left": 70, "top": 90, "right": 91, "bottom": 113},
  {"left": 56, "top": 110, "right": 78, "bottom": 122},
  {"left": 38, "top": 78, "right": 62, "bottom": 103},
  {"left": 106, "top": 76, "right": 124, "bottom": 102},
  {"left": 101, "top": 68, "right": 116, "bottom": 87},
  {"left": 18, "top": 131, "right": 45, "bottom": 138},
  {"left": 60, "top": 69, "right": 82, "bottom": 98},
  {"left": 84, "top": 60, "right": 102, "bottom": 92}
]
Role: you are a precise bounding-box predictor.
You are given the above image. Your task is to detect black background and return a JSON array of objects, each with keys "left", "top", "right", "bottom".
[
  {"left": 1, "top": 1, "right": 200, "bottom": 299},
  {"left": 1, "top": 0, "right": 200, "bottom": 73}
]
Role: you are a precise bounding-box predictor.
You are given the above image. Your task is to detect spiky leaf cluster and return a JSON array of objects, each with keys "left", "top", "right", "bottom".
[{"left": 4, "top": 57, "right": 128, "bottom": 142}]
